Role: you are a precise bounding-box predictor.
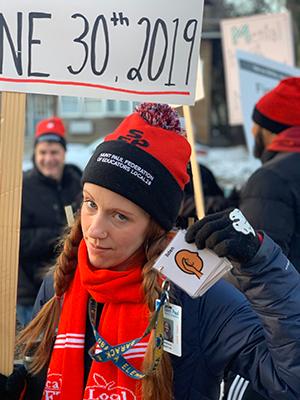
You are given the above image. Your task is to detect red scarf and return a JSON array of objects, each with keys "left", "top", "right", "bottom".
[
  {"left": 43, "top": 240, "right": 150, "bottom": 400},
  {"left": 267, "top": 126, "right": 300, "bottom": 153}
]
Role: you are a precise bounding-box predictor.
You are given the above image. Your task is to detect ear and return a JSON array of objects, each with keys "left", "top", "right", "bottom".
[{"left": 251, "top": 122, "right": 260, "bottom": 137}]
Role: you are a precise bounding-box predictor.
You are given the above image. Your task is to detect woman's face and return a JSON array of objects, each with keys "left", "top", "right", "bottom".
[
  {"left": 81, "top": 183, "right": 150, "bottom": 270},
  {"left": 164, "top": 321, "right": 170, "bottom": 333}
]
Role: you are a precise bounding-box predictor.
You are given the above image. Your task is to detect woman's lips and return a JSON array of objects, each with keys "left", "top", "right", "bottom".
[{"left": 88, "top": 242, "right": 112, "bottom": 252}]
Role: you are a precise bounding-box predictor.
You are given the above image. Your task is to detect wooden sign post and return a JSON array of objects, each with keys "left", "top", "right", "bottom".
[
  {"left": 0, "top": 92, "right": 26, "bottom": 375},
  {"left": 179, "top": 60, "right": 206, "bottom": 220},
  {"left": 183, "top": 105, "right": 205, "bottom": 220}
]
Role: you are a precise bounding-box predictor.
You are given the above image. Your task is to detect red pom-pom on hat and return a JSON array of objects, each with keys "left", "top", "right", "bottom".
[{"left": 136, "top": 103, "right": 182, "bottom": 133}]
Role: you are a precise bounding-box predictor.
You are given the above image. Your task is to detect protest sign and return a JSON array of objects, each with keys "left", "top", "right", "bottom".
[
  {"left": 0, "top": 0, "right": 204, "bottom": 105},
  {"left": 171, "top": 58, "right": 204, "bottom": 107},
  {"left": 0, "top": 0, "right": 205, "bottom": 375},
  {"left": 237, "top": 50, "right": 300, "bottom": 152},
  {"left": 221, "top": 12, "right": 294, "bottom": 125}
]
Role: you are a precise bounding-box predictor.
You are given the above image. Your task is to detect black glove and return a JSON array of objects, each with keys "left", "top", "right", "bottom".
[
  {"left": 185, "top": 208, "right": 260, "bottom": 264},
  {"left": 5, "top": 364, "right": 28, "bottom": 400}
]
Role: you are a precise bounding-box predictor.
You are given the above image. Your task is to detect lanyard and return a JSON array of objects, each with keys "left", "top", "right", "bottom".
[{"left": 88, "top": 283, "right": 170, "bottom": 380}]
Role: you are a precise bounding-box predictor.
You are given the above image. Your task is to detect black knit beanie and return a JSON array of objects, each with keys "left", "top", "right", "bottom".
[{"left": 82, "top": 103, "right": 191, "bottom": 231}]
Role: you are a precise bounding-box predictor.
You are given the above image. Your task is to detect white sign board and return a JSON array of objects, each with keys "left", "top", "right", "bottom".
[
  {"left": 171, "top": 58, "right": 204, "bottom": 108},
  {"left": 221, "top": 12, "right": 294, "bottom": 125},
  {"left": 0, "top": 0, "right": 204, "bottom": 105},
  {"left": 237, "top": 50, "right": 300, "bottom": 152}
]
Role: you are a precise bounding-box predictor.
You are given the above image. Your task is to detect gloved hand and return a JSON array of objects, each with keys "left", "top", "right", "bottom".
[{"left": 185, "top": 208, "right": 261, "bottom": 264}]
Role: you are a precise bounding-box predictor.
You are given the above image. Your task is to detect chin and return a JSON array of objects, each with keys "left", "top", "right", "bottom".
[
  {"left": 88, "top": 254, "right": 113, "bottom": 269},
  {"left": 43, "top": 170, "right": 58, "bottom": 178},
  {"left": 89, "top": 256, "right": 128, "bottom": 271},
  {"left": 89, "top": 257, "right": 107, "bottom": 269}
]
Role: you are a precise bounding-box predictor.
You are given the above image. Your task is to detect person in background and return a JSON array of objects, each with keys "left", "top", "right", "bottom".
[
  {"left": 2, "top": 103, "right": 300, "bottom": 400},
  {"left": 177, "top": 162, "right": 237, "bottom": 229},
  {"left": 239, "top": 77, "right": 300, "bottom": 271},
  {"left": 224, "top": 77, "right": 300, "bottom": 400},
  {"left": 17, "top": 117, "right": 82, "bottom": 326},
  {"left": 176, "top": 117, "right": 229, "bottom": 221}
]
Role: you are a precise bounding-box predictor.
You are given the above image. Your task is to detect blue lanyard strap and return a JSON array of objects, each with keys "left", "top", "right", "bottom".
[{"left": 88, "top": 287, "right": 169, "bottom": 380}]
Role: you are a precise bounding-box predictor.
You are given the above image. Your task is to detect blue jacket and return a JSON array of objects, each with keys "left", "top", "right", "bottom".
[{"left": 31, "top": 235, "right": 300, "bottom": 400}]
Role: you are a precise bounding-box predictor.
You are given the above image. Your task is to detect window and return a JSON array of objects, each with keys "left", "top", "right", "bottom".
[
  {"left": 58, "top": 97, "right": 135, "bottom": 118},
  {"left": 83, "top": 99, "right": 104, "bottom": 116}
]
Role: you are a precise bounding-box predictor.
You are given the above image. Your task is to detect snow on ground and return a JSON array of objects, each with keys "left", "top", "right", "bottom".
[{"left": 199, "top": 145, "right": 260, "bottom": 193}]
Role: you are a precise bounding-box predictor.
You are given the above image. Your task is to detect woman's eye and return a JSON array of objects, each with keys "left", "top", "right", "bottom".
[
  {"left": 115, "top": 213, "right": 128, "bottom": 222},
  {"left": 84, "top": 200, "right": 97, "bottom": 209}
]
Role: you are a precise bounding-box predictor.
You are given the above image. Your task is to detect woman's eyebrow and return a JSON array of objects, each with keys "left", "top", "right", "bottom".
[
  {"left": 82, "top": 192, "right": 136, "bottom": 216},
  {"left": 82, "top": 189, "right": 94, "bottom": 198},
  {"left": 109, "top": 208, "right": 135, "bottom": 217}
]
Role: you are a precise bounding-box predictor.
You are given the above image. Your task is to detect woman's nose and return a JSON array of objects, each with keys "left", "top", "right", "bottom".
[{"left": 88, "top": 213, "right": 108, "bottom": 240}]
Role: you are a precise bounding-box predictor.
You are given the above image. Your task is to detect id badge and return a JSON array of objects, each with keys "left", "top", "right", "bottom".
[{"left": 156, "top": 300, "right": 182, "bottom": 357}]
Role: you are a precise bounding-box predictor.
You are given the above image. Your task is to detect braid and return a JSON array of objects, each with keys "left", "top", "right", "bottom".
[
  {"left": 54, "top": 214, "right": 83, "bottom": 296},
  {"left": 142, "top": 221, "right": 174, "bottom": 400},
  {"left": 17, "top": 212, "right": 83, "bottom": 374}
]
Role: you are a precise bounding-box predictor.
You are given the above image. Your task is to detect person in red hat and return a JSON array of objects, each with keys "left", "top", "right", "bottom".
[
  {"left": 225, "top": 77, "right": 300, "bottom": 400},
  {"left": 239, "top": 77, "right": 300, "bottom": 271},
  {"left": 17, "top": 116, "right": 82, "bottom": 326},
  {"left": 3, "top": 103, "right": 300, "bottom": 400},
  {"left": 33, "top": 117, "right": 67, "bottom": 181}
]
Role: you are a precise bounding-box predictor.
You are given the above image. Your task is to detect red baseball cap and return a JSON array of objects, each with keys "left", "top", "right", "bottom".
[{"left": 35, "top": 117, "right": 66, "bottom": 149}]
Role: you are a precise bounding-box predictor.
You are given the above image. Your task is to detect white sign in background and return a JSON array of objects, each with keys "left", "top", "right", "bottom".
[
  {"left": 0, "top": 0, "right": 204, "bottom": 105},
  {"left": 237, "top": 50, "right": 300, "bottom": 152},
  {"left": 221, "top": 12, "right": 294, "bottom": 125}
]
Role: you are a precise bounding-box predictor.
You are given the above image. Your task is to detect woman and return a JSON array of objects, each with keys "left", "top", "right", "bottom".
[
  {"left": 7, "top": 103, "right": 300, "bottom": 400},
  {"left": 163, "top": 320, "right": 173, "bottom": 342}
]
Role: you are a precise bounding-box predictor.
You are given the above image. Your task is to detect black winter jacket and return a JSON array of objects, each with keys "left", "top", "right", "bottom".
[
  {"left": 240, "top": 150, "right": 300, "bottom": 271},
  {"left": 18, "top": 164, "right": 82, "bottom": 306},
  {"left": 25, "top": 236, "right": 300, "bottom": 399}
]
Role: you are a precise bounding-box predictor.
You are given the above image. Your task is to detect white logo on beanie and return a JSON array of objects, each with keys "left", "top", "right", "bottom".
[
  {"left": 96, "top": 152, "right": 154, "bottom": 186},
  {"left": 229, "top": 209, "right": 256, "bottom": 236}
]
